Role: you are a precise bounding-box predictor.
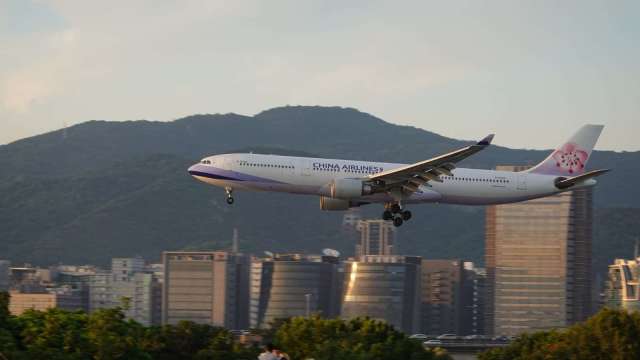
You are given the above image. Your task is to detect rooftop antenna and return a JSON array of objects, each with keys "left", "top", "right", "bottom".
[
  {"left": 232, "top": 228, "right": 239, "bottom": 253},
  {"left": 635, "top": 238, "right": 639, "bottom": 259}
]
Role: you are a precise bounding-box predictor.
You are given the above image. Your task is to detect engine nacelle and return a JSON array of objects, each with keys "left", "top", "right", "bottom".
[{"left": 330, "top": 179, "right": 373, "bottom": 199}]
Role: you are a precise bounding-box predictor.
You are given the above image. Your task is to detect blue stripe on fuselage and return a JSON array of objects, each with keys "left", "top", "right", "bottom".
[
  {"left": 188, "top": 170, "right": 240, "bottom": 181},
  {"left": 187, "top": 164, "right": 288, "bottom": 184}
]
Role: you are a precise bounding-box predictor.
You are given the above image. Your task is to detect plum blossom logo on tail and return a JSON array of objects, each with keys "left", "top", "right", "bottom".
[{"left": 552, "top": 142, "right": 588, "bottom": 174}]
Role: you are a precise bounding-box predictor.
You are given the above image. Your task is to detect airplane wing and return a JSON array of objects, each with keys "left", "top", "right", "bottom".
[{"left": 368, "top": 134, "right": 495, "bottom": 194}]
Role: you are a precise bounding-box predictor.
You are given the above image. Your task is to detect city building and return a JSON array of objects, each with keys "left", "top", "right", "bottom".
[
  {"left": 88, "top": 272, "right": 111, "bottom": 310},
  {"left": 0, "top": 260, "right": 9, "bottom": 291},
  {"left": 9, "top": 292, "right": 58, "bottom": 315},
  {"left": 111, "top": 257, "right": 145, "bottom": 281},
  {"left": 342, "top": 208, "right": 363, "bottom": 229},
  {"left": 355, "top": 220, "right": 395, "bottom": 257},
  {"left": 486, "top": 165, "right": 593, "bottom": 336},
  {"left": 10, "top": 266, "right": 46, "bottom": 293},
  {"left": 341, "top": 255, "right": 421, "bottom": 333},
  {"left": 250, "top": 254, "right": 340, "bottom": 329},
  {"left": 163, "top": 251, "right": 250, "bottom": 329},
  {"left": 605, "top": 257, "right": 640, "bottom": 312},
  {"left": 420, "top": 259, "right": 469, "bottom": 335},
  {"left": 89, "top": 257, "right": 161, "bottom": 326},
  {"left": 465, "top": 263, "right": 487, "bottom": 335},
  {"left": 55, "top": 266, "right": 96, "bottom": 312},
  {"left": 146, "top": 263, "right": 164, "bottom": 326},
  {"left": 9, "top": 287, "right": 84, "bottom": 315},
  {"left": 341, "top": 209, "right": 363, "bottom": 256}
]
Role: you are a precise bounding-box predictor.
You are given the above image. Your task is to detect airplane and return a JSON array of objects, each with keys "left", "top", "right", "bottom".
[{"left": 188, "top": 125, "right": 609, "bottom": 227}]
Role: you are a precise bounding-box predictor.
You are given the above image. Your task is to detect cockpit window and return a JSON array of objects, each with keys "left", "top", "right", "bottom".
[{"left": 201, "top": 160, "right": 211, "bottom": 165}]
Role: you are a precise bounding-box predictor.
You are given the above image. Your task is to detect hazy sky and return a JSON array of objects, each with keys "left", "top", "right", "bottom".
[{"left": 1, "top": 0, "right": 638, "bottom": 151}]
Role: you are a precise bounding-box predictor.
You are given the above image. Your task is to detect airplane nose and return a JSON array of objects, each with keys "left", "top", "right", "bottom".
[{"left": 188, "top": 164, "right": 197, "bottom": 175}]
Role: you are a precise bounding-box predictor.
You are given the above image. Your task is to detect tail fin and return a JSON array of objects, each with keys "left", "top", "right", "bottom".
[{"left": 528, "top": 124, "right": 604, "bottom": 176}]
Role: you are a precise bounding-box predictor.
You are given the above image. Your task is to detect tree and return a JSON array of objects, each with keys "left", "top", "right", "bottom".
[
  {"left": 479, "top": 308, "right": 640, "bottom": 360},
  {"left": 86, "top": 308, "right": 149, "bottom": 360},
  {"left": 0, "top": 292, "right": 9, "bottom": 327},
  {"left": 274, "top": 316, "right": 451, "bottom": 360},
  {"left": 15, "top": 308, "right": 90, "bottom": 359}
]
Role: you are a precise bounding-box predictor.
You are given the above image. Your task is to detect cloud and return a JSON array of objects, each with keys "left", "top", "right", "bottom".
[{"left": 1, "top": 29, "right": 76, "bottom": 113}]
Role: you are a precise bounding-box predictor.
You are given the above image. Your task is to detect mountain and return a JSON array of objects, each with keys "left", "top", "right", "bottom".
[{"left": 1, "top": 106, "right": 638, "bottom": 277}]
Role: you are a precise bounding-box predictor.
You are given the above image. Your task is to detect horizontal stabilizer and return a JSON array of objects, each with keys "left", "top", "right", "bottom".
[{"left": 554, "top": 169, "right": 611, "bottom": 189}]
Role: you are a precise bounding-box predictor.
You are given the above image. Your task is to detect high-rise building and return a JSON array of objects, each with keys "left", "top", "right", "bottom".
[
  {"left": 88, "top": 272, "right": 111, "bottom": 310},
  {"left": 163, "top": 251, "right": 250, "bottom": 329},
  {"left": 421, "top": 259, "right": 468, "bottom": 335},
  {"left": 486, "top": 165, "right": 593, "bottom": 336},
  {"left": 355, "top": 220, "right": 395, "bottom": 257},
  {"left": 250, "top": 254, "right": 340, "bottom": 329},
  {"left": 605, "top": 257, "right": 640, "bottom": 312},
  {"left": 56, "top": 271, "right": 93, "bottom": 312},
  {"left": 111, "top": 257, "right": 145, "bottom": 281},
  {"left": 146, "top": 263, "right": 164, "bottom": 326},
  {"left": 89, "top": 258, "right": 161, "bottom": 326},
  {"left": 0, "top": 260, "right": 9, "bottom": 291},
  {"left": 465, "top": 263, "right": 487, "bottom": 335},
  {"left": 341, "top": 255, "right": 421, "bottom": 333},
  {"left": 54, "top": 264, "right": 97, "bottom": 313},
  {"left": 341, "top": 209, "right": 363, "bottom": 256}
]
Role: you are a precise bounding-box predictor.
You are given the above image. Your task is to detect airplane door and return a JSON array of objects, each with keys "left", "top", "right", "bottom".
[
  {"left": 300, "top": 160, "right": 311, "bottom": 176},
  {"left": 223, "top": 157, "right": 233, "bottom": 171},
  {"left": 517, "top": 173, "right": 527, "bottom": 190}
]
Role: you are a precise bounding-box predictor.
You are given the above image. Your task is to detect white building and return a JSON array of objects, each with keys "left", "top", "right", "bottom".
[{"left": 89, "top": 258, "right": 160, "bottom": 326}]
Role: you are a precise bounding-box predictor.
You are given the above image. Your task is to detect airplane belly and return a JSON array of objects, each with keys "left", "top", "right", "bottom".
[
  {"left": 356, "top": 188, "right": 442, "bottom": 204},
  {"left": 194, "top": 176, "right": 255, "bottom": 191}
]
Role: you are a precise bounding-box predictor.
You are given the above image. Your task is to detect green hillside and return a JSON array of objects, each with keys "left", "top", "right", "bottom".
[{"left": 0, "top": 106, "right": 638, "bottom": 276}]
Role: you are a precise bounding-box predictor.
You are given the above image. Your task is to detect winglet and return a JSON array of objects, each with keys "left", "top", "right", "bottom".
[{"left": 477, "top": 134, "right": 495, "bottom": 146}]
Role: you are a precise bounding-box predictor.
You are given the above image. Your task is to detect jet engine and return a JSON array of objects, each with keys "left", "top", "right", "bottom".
[{"left": 329, "top": 179, "right": 373, "bottom": 199}]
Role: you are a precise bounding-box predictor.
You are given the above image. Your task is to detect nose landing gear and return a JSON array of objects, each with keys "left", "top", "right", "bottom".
[
  {"left": 225, "top": 187, "right": 234, "bottom": 205},
  {"left": 382, "top": 202, "right": 412, "bottom": 227}
]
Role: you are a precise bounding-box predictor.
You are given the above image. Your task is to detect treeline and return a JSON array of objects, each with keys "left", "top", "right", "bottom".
[
  {"left": 479, "top": 308, "right": 640, "bottom": 359},
  {"left": 0, "top": 292, "right": 449, "bottom": 360}
]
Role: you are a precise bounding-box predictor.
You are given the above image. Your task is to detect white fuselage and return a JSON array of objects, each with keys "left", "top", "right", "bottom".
[{"left": 187, "top": 153, "right": 595, "bottom": 206}]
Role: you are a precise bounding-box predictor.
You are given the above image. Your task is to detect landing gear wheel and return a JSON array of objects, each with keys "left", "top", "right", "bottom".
[
  {"left": 393, "top": 217, "right": 403, "bottom": 227},
  {"left": 402, "top": 210, "right": 412, "bottom": 221},
  {"left": 382, "top": 210, "right": 393, "bottom": 220},
  {"left": 391, "top": 204, "right": 402, "bottom": 213},
  {"left": 224, "top": 187, "right": 234, "bottom": 205}
]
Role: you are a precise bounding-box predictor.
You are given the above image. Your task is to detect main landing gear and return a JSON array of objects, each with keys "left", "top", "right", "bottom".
[
  {"left": 382, "top": 203, "right": 412, "bottom": 227},
  {"left": 225, "top": 187, "right": 234, "bottom": 205}
]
